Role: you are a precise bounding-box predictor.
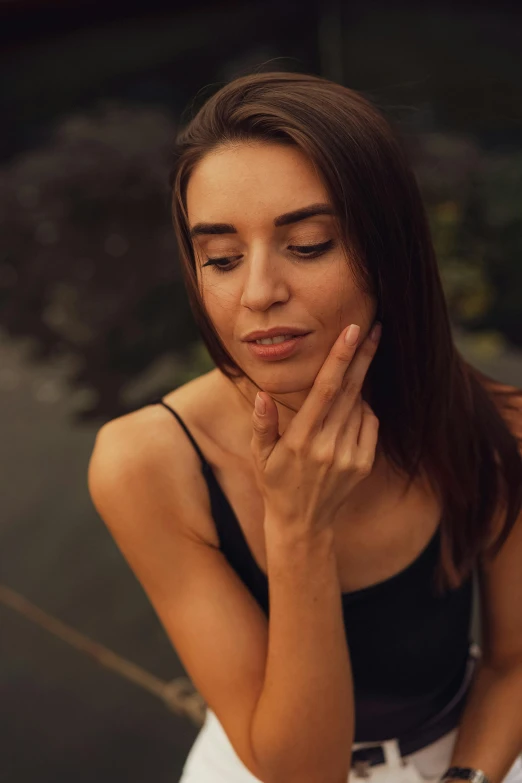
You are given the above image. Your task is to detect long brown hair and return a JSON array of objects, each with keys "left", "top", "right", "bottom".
[{"left": 169, "top": 71, "right": 522, "bottom": 595}]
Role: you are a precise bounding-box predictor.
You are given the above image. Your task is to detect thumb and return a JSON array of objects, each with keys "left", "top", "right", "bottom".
[{"left": 251, "top": 392, "right": 279, "bottom": 467}]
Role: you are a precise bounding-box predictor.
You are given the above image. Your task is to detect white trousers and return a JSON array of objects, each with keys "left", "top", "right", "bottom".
[{"left": 179, "top": 707, "right": 522, "bottom": 783}]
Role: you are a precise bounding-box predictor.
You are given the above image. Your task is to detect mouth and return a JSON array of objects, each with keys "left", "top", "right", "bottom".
[
  {"left": 242, "top": 327, "right": 312, "bottom": 343},
  {"left": 248, "top": 333, "right": 310, "bottom": 345},
  {"left": 245, "top": 333, "right": 311, "bottom": 360}
]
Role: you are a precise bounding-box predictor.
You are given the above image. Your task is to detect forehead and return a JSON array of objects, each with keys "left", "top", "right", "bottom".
[{"left": 186, "top": 142, "right": 328, "bottom": 223}]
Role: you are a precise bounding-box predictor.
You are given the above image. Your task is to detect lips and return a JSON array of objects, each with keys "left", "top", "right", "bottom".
[
  {"left": 243, "top": 327, "right": 311, "bottom": 342},
  {"left": 246, "top": 333, "right": 309, "bottom": 360},
  {"left": 250, "top": 334, "right": 296, "bottom": 343}
]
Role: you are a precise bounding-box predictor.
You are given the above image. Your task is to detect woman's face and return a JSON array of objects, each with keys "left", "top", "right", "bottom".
[{"left": 186, "top": 141, "right": 377, "bottom": 429}]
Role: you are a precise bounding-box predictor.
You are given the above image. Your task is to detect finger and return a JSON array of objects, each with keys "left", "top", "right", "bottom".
[
  {"left": 250, "top": 392, "right": 280, "bottom": 469},
  {"left": 320, "top": 390, "right": 362, "bottom": 445},
  {"left": 354, "top": 402, "right": 380, "bottom": 471},
  {"left": 287, "top": 321, "right": 381, "bottom": 443},
  {"left": 332, "top": 324, "right": 381, "bottom": 423},
  {"left": 335, "top": 400, "right": 378, "bottom": 471},
  {"left": 322, "top": 326, "right": 378, "bottom": 436},
  {"left": 285, "top": 324, "right": 361, "bottom": 442},
  {"left": 338, "top": 324, "right": 381, "bottom": 398}
]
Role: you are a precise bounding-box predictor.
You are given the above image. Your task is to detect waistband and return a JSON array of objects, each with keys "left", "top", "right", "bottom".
[{"left": 351, "top": 642, "right": 481, "bottom": 769}]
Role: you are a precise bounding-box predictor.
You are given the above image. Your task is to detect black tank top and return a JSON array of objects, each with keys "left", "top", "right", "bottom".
[{"left": 149, "top": 397, "right": 475, "bottom": 745}]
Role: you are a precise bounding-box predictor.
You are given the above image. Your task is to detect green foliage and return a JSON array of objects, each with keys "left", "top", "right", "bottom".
[{"left": 413, "top": 134, "right": 522, "bottom": 346}]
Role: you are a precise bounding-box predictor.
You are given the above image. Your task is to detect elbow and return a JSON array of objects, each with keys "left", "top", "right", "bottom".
[{"left": 250, "top": 709, "right": 352, "bottom": 783}]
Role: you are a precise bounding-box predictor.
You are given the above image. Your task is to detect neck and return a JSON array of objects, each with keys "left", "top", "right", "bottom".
[
  {"left": 226, "top": 371, "right": 374, "bottom": 438},
  {"left": 214, "top": 369, "right": 400, "bottom": 515}
]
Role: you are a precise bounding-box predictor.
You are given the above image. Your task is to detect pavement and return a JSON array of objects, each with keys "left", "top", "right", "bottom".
[{"left": 0, "top": 330, "right": 203, "bottom": 782}]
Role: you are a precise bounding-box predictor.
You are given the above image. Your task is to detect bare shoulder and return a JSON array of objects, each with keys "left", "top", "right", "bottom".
[
  {"left": 87, "top": 374, "right": 270, "bottom": 779},
  {"left": 97, "top": 368, "right": 221, "bottom": 434},
  {"left": 89, "top": 369, "right": 225, "bottom": 548},
  {"left": 477, "top": 376, "right": 522, "bottom": 545}
]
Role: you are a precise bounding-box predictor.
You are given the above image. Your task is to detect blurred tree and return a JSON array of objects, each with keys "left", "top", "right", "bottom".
[
  {"left": 411, "top": 132, "right": 522, "bottom": 347},
  {"left": 471, "top": 152, "right": 522, "bottom": 345},
  {"left": 0, "top": 102, "right": 201, "bottom": 422}
]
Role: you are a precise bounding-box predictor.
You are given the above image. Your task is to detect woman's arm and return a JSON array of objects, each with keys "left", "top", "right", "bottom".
[
  {"left": 250, "top": 520, "right": 354, "bottom": 783},
  {"left": 447, "top": 658, "right": 522, "bottom": 783},
  {"left": 446, "top": 395, "right": 522, "bottom": 783}
]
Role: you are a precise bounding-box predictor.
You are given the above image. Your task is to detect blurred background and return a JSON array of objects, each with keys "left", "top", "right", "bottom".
[{"left": 1, "top": 0, "right": 522, "bottom": 780}]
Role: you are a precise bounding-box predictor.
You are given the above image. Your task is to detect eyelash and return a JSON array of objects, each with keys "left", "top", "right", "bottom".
[{"left": 202, "top": 239, "right": 334, "bottom": 274}]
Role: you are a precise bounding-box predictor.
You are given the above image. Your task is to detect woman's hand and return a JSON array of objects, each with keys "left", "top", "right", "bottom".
[{"left": 250, "top": 322, "right": 382, "bottom": 537}]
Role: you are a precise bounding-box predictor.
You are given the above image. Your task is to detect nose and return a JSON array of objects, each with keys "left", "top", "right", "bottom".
[{"left": 239, "top": 252, "right": 291, "bottom": 311}]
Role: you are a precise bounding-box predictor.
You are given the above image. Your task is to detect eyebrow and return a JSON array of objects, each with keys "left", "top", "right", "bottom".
[{"left": 189, "top": 202, "right": 335, "bottom": 239}]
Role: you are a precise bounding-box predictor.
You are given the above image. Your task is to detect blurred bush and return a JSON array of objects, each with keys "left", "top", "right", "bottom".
[
  {"left": 412, "top": 131, "right": 522, "bottom": 348},
  {"left": 0, "top": 102, "right": 204, "bottom": 420}
]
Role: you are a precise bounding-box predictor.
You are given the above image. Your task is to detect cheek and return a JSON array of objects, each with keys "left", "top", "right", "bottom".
[
  {"left": 309, "top": 275, "right": 370, "bottom": 333},
  {"left": 200, "top": 284, "right": 240, "bottom": 340},
  {"left": 302, "top": 265, "right": 353, "bottom": 312},
  {"left": 201, "top": 280, "right": 240, "bottom": 311}
]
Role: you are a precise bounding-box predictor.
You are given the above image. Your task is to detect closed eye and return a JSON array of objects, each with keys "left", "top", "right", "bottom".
[
  {"left": 289, "top": 240, "right": 334, "bottom": 255},
  {"left": 202, "top": 239, "right": 334, "bottom": 273}
]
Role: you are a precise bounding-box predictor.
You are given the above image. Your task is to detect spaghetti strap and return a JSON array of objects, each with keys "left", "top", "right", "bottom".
[{"left": 149, "top": 396, "right": 208, "bottom": 471}]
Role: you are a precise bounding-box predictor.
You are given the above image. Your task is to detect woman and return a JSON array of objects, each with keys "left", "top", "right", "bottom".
[{"left": 88, "top": 72, "right": 522, "bottom": 782}]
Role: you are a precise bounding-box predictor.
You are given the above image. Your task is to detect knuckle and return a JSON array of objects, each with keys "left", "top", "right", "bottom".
[
  {"left": 286, "top": 435, "right": 307, "bottom": 455},
  {"left": 368, "top": 410, "right": 380, "bottom": 426},
  {"left": 312, "top": 444, "right": 336, "bottom": 465},
  {"left": 341, "top": 376, "right": 359, "bottom": 396},
  {"left": 316, "top": 381, "right": 337, "bottom": 404},
  {"left": 338, "top": 447, "right": 355, "bottom": 470},
  {"left": 362, "top": 400, "right": 377, "bottom": 417},
  {"left": 251, "top": 420, "right": 267, "bottom": 436},
  {"left": 357, "top": 458, "right": 373, "bottom": 476},
  {"left": 340, "top": 346, "right": 356, "bottom": 363}
]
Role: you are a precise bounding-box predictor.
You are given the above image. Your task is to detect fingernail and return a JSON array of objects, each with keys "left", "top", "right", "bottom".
[
  {"left": 345, "top": 324, "right": 360, "bottom": 345},
  {"left": 255, "top": 393, "right": 266, "bottom": 415},
  {"left": 370, "top": 322, "right": 382, "bottom": 342}
]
